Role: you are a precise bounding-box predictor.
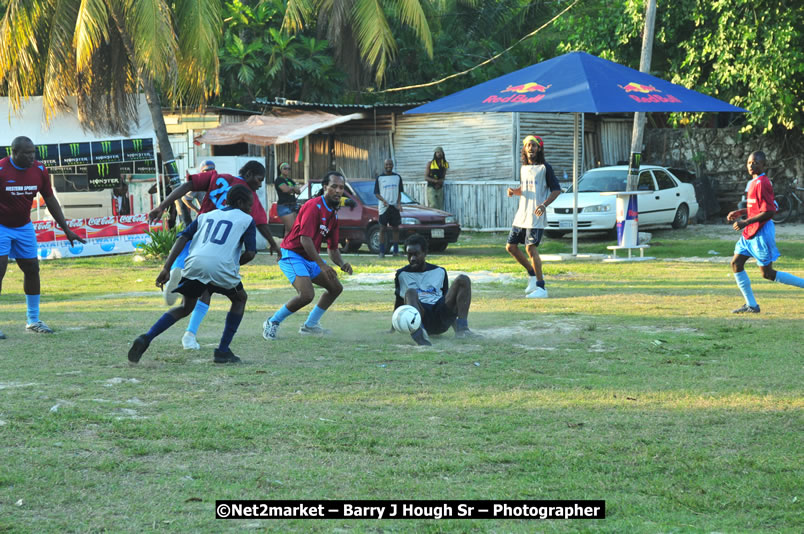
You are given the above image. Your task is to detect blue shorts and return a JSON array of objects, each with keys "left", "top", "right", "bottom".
[
  {"left": 734, "top": 220, "right": 780, "bottom": 266},
  {"left": 277, "top": 203, "right": 297, "bottom": 217},
  {"left": 507, "top": 226, "right": 544, "bottom": 246},
  {"left": 0, "top": 222, "right": 38, "bottom": 259},
  {"left": 279, "top": 248, "right": 323, "bottom": 283}
]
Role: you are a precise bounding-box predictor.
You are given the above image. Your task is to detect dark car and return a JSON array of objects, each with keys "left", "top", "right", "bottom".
[{"left": 268, "top": 180, "right": 461, "bottom": 253}]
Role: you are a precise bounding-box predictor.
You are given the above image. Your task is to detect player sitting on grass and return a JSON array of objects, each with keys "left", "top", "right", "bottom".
[
  {"left": 394, "top": 233, "right": 481, "bottom": 346},
  {"left": 128, "top": 185, "right": 256, "bottom": 364}
]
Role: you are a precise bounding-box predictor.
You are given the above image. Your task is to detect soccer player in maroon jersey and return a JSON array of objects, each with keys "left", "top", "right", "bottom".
[
  {"left": 262, "top": 172, "right": 353, "bottom": 340},
  {"left": 0, "top": 136, "right": 86, "bottom": 338}
]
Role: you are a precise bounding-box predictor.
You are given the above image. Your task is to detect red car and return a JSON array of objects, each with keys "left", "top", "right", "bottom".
[{"left": 268, "top": 180, "right": 461, "bottom": 253}]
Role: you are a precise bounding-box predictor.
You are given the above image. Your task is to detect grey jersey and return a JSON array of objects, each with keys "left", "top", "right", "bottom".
[
  {"left": 394, "top": 262, "right": 449, "bottom": 306},
  {"left": 374, "top": 173, "right": 404, "bottom": 214},
  {"left": 181, "top": 207, "right": 256, "bottom": 289},
  {"left": 513, "top": 163, "right": 560, "bottom": 229}
]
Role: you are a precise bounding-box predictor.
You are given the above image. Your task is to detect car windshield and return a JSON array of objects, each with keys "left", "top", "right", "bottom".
[
  {"left": 349, "top": 180, "right": 417, "bottom": 206},
  {"left": 565, "top": 170, "right": 627, "bottom": 193}
]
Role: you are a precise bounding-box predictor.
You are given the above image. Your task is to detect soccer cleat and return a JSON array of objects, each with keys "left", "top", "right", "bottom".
[
  {"left": 163, "top": 268, "right": 182, "bottom": 306},
  {"left": 128, "top": 335, "right": 150, "bottom": 363},
  {"left": 411, "top": 326, "right": 432, "bottom": 346},
  {"left": 213, "top": 348, "right": 241, "bottom": 364},
  {"left": 732, "top": 304, "right": 760, "bottom": 314},
  {"left": 299, "top": 323, "right": 331, "bottom": 335},
  {"left": 526, "top": 287, "right": 548, "bottom": 299},
  {"left": 262, "top": 320, "right": 279, "bottom": 341},
  {"left": 0, "top": 329, "right": 6, "bottom": 339},
  {"left": 525, "top": 277, "right": 539, "bottom": 294},
  {"left": 26, "top": 320, "right": 54, "bottom": 334},
  {"left": 456, "top": 328, "right": 483, "bottom": 339},
  {"left": 182, "top": 331, "right": 200, "bottom": 350}
]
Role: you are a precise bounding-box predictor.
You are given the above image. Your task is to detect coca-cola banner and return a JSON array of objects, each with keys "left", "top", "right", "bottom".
[{"left": 33, "top": 214, "right": 164, "bottom": 260}]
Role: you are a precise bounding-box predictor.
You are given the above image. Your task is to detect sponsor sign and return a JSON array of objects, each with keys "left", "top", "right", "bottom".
[
  {"left": 86, "top": 216, "right": 119, "bottom": 239},
  {"left": 33, "top": 220, "right": 56, "bottom": 242},
  {"left": 91, "top": 140, "right": 124, "bottom": 164},
  {"left": 34, "top": 214, "right": 163, "bottom": 260},
  {"left": 35, "top": 144, "right": 61, "bottom": 166},
  {"left": 49, "top": 165, "right": 77, "bottom": 175},
  {"left": 87, "top": 163, "right": 121, "bottom": 190},
  {"left": 135, "top": 159, "right": 157, "bottom": 174},
  {"left": 123, "top": 138, "right": 155, "bottom": 161},
  {"left": 119, "top": 162, "right": 135, "bottom": 174},
  {"left": 117, "top": 213, "right": 150, "bottom": 236},
  {"left": 617, "top": 82, "right": 681, "bottom": 104},
  {"left": 483, "top": 81, "right": 551, "bottom": 105},
  {"left": 1, "top": 146, "right": 12, "bottom": 158},
  {"left": 54, "top": 217, "right": 88, "bottom": 241},
  {"left": 59, "top": 142, "right": 92, "bottom": 165}
]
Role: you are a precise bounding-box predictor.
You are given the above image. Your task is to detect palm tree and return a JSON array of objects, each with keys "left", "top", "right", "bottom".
[{"left": 0, "top": 0, "right": 221, "bottom": 181}]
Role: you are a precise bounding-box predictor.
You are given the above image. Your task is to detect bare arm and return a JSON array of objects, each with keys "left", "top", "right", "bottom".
[
  {"left": 732, "top": 210, "right": 774, "bottom": 231},
  {"left": 156, "top": 234, "right": 189, "bottom": 287},
  {"left": 44, "top": 195, "right": 86, "bottom": 246},
  {"left": 256, "top": 223, "right": 280, "bottom": 254},
  {"left": 328, "top": 246, "right": 353, "bottom": 275},
  {"left": 507, "top": 186, "right": 522, "bottom": 197},
  {"left": 534, "top": 190, "right": 561, "bottom": 217},
  {"left": 239, "top": 250, "right": 256, "bottom": 265},
  {"left": 149, "top": 182, "right": 193, "bottom": 222}
]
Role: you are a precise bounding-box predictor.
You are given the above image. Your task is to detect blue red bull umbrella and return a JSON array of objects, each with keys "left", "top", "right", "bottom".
[{"left": 405, "top": 51, "right": 746, "bottom": 114}]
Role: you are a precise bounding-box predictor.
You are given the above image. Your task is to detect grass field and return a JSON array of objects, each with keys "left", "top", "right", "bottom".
[{"left": 1, "top": 226, "right": 802, "bottom": 532}]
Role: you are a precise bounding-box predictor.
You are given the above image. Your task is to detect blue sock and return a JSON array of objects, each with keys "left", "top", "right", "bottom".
[
  {"left": 734, "top": 271, "right": 757, "bottom": 307},
  {"left": 270, "top": 305, "right": 293, "bottom": 325},
  {"left": 218, "top": 312, "right": 243, "bottom": 352},
  {"left": 775, "top": 271, "right": 804, "bottom": 288},
  {"left": 526, "top": 268, "right": 536, "bottom": 277},
  {"left": 305, "top": 305, "right": 326, "bottom": 327},
  {"left": 25, "top": 294, "right": 40, "bottom": 324},
  {"left": 380, "top": 243, "right": 386, "bottom": 254},
  {"left": 536, "top": 280, "right": 546, "bottom": 289},
  {"left": 392, "top": 242, "right": 399, "bottom": 254},
  {"left": 146, "top": 313, "right": 178, "bottom": 341},
  {"left": 186, "top": 301, "right": 209, "bottom": 335},
  {"left": 455, "top": 318, "right": 469, "bottom": 331}
]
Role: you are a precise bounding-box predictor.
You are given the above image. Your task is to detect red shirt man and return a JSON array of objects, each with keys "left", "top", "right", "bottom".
[
  {"left": 742, "top": 172, "right": 775, "bottom": 239},
  {"left": 280, "top": 195, "right": 339, "bottom": 260}
]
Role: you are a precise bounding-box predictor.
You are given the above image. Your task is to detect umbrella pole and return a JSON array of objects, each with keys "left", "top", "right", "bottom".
[{"left": 572, "top": 113, "right": 580, "bottom": 256}]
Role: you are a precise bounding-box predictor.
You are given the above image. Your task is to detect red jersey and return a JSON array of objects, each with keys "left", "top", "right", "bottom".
[
  {"left": 743, "top": 173, "right": 775, "bottom": 239},
  {"left": 0, "top": 157, "right": 54, "bottom": 227},
  {"left": 281, "top": 196, "right": 339, "bottom": 260},
  {"left": 188, "top": 170, "right": 267, "bottom": 225}
]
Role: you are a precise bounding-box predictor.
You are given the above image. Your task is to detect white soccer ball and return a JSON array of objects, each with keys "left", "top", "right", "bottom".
[{"left": 392, "top": 305, "right": 422, "bottom": 333}]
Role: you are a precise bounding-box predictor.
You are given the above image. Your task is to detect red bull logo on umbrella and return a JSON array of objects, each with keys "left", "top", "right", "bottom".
[
  {"left": 618, "top": 81, "right": 681, "bottom": 103},
  {"left": 483, "top": 81, "right": 551, "bottom": 104}
]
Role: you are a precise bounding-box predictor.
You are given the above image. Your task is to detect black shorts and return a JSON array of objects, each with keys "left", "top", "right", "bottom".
[
  {"left": 420, "top": 298, "right": 457, "bottom": 335},
  {"left": 507, "top": 226, "right": 544, "bottom": 246},
  {"left": 379, "top": 205, "right": 401, "bottom": 227},
  {"left": 175, "top": 278, "right": 245, "bottom": 300}
]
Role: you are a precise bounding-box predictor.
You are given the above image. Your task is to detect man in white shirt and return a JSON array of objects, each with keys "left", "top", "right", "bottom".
[{"left": 374, "top": 159, "right": 404, "bottom": 258}]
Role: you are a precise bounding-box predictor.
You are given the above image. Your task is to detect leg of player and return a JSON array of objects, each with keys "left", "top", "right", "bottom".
[
  {"left": 300, "top": 271, "right": 343, "bottom": 335},
  {"left": 505, "top": 241, "right": 539, "bottom": 296},
  {"left": 17, "top": 258, "right": 54, "bottom": 333},
  {"left": 445, "top": 275, "right": 481, "bottom": 338},
  {"left": 0, "top": 255, "right": 7, "bottom": 339},
  {"left": 731, "top": 254, "right": 759, "bottom": 313},
  {"left": 763, "top": 263, "right": 804, "bottom": 289},
  {"left": 164, "top": 242, "right": 190, "bottom": 306},
  {"left": 378, "top": 223, "right": 387, "bottom": 258},
  {"left": 214, "top": 286, "right": 247, "bottom": 364},
  {"left": 182, "top": 290, "right": 210, "bottom": 350},
  {"left": 404, "top": 288, "right": 431, "bottom": 346},
  {"left": 391, "top": 224, "right": 400, "bottom": 256},
  {"left": 263, "top": 276, "right": 315, "bottom": 340},
  {"left": 525, "top": 244, "right": 547, "bottom": 299},
  {"left": 129, "top": 296, "right": 198, "bottom": 363}
]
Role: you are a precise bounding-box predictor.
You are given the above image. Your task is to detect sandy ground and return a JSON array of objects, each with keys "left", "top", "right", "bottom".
[{"left": 683, "top": 222, "right": 804, "bottom": 239}]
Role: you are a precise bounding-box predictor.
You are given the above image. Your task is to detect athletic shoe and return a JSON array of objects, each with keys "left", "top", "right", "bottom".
[
  {"left": 0, "top": 329, "right": 6, "bottom": 339},
  {"left": 525, "top": 277, "right": 539, "bottom": 294},
  {"left": 182, "top": 331, "right": 200, "bottom": 350},
  {"left": 163, "top": 268, "right": 182, "bottom": 306},
  {"left": 299, "top": 323, "right": 331, "bottom": 335},
  {"left": 128, "top": 335, "right": 150, "bottom": 363},
  {"left": 213, "top": 348, "right": 241, "bottom": 364},
  {"left": 732, "top": 304, "right": 760, "bottom": 314},
  {"left": 526, "top": 287, "right": 548, "bottom": 299},
  {"left": 26, "top": 320, "right": 54, "bottom": 334},
  {"left": 456, "top": 328, "right": 483, "bottom": 339},
  {"left": 262, "top": 320, "right": 279, "bottom": 341},
  {"left": 378, "top": 252, "right": 385, "bottom": 258},
  {"left": 411, "top": 326, "right": 432, "bottom": 346}
]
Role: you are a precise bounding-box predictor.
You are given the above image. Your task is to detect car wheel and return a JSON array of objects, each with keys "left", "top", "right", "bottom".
[
  {"left": 340, "top": 239, "right": 363, "bottom": 253},
  {"left": 429, "top": 241, "right": 448, "bottom": 252},
  {"left": 672, "top": 204, "right": 689, "bottom": 229},
  {"left": 544, "top": 230, "right": 566, "bottom": 239},
  {"left": 366, "top": 225, "right": 381, "bottom": 254}
]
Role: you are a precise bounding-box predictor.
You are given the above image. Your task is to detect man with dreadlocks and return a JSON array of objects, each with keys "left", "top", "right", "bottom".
[{"left": 506, "top": 135, "right": 561, "bottom": 299}]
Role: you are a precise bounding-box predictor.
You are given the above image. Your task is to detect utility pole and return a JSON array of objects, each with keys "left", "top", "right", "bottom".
[{"left": 626, "top": 0, "right": 657, "bottom": 191}]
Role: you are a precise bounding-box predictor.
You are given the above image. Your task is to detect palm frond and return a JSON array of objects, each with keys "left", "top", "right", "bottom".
[
  {"left": 282, "top": 0, "right": 315, "bottom": 33},
  {"left": 395, "top": 0, "right": 432, "bottom": 57},
  {"left": 74, "top": 0, "right": 110, "bottom": 72},
  {"left": 0, "top": 0, "right": 50, "bottom": 111},
  {"left": 353, "top": 0, "right": 396, "bottom": 82},
  {"left": 173, "top": 0, "right": 221, "bottom": 105},
  {"left": 42, "top": 0, "right": 81, "bottom": 124},
  {"left": 124, "top": 0, "right": 178, "bottom": 87}
]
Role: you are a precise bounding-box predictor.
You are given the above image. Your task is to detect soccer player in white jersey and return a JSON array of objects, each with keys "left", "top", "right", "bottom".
[
  {"left": 128, "top": 185, "right": 257, "bottom": 364},
  {"left": 506, "top": 135, "right": 562, "bottom": 298}
]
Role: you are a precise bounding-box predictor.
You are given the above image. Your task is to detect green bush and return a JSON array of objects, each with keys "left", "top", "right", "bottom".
[{"left": 136, "top": 224, "right": 180, "bottom": 259}]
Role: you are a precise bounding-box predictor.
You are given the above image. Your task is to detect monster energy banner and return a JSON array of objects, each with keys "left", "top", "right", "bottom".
[
  {"left": 91, "top": 140, "right": 124, "bottom": 164},
  {"left": 123, "top": 138, "right": 155, "bottom": 161},
  {"left": 135, "top": 160, "right": 156, "bottom": 174},
  {"left": 87, "top": 163, "right": 122, "bottom": 190},
  {"left": 59, "top": 142, "right": 92, "bottom": 165},
  {"left": 35, "top": 144, "right": 61, "bottom": 166}
]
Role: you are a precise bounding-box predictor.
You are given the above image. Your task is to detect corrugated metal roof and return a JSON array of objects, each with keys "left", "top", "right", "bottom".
[{"left": 254, "top": 97, "right": 427, "bottom": 111}]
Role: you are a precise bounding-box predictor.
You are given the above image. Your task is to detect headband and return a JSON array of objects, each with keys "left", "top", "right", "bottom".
[
  {"left": 280, "top": 162, "right": 291, "bottom": 169},
  {"left": 523, "top": 135, "right": 543, "bottom": 147}
]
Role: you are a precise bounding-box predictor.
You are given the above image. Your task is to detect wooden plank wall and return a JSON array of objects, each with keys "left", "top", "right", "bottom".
[
  {"left": 334, "top": 134, "right": 392, "bottom": 180},
  {"left": 518, "top": 113, "right": 578, "bottom": 181}
]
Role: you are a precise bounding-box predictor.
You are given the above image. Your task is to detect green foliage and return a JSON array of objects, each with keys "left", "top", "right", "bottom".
[{"left": 136, "top": 225, "right": 179, "bottom": 260}]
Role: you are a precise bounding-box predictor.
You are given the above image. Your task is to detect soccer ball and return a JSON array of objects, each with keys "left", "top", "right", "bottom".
[{"left": 392, "top": 305, "right": 422, "bottom": 333}]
